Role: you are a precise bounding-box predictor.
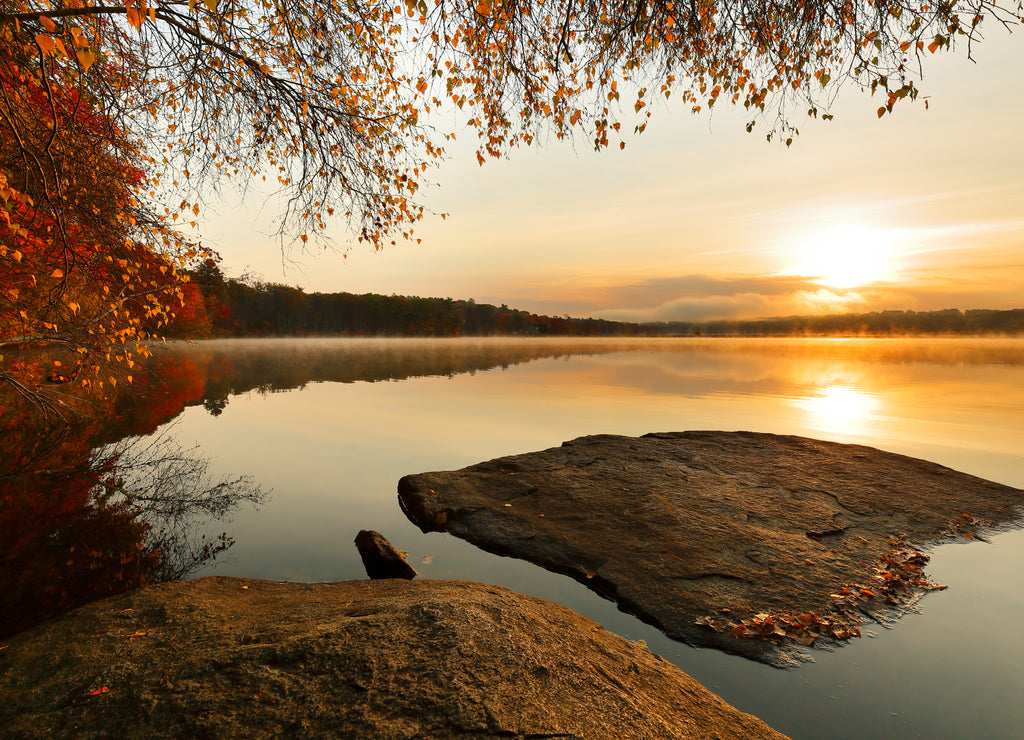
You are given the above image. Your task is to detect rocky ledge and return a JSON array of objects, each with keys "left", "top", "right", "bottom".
[
  {"left": 0, "top": 576, "right": 786, "bottom": 740},
  {"left": 398, "top": 431, "right": 1024, "bottom": 666}
]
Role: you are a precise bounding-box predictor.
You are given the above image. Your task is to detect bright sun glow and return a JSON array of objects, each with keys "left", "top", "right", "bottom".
[
  {"left": 789, "top": 223, "right": 900, "bottom": 289},
  {"left": 795, "top": 385, "right": 880, "bottom": 435}
]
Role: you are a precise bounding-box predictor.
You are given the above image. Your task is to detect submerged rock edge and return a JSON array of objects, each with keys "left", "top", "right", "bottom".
[{"left": 398, "top": 430, "right": 1024, "bottom": 667}]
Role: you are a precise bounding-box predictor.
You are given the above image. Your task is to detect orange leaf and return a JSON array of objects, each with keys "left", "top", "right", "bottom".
[
  {"left": 126, "top": 7, "right": 143, "bottom": 29},
  {"left": 86, "top": 686, "right": 110, "bottom": 697},
  {"left": 35, "top": 34, "right": 57, "bottom": 56},
  {"left": 40, "top": 15, "right": 57, "bottom": 32}
]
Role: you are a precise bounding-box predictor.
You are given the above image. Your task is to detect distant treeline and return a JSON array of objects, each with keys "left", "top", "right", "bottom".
[
  {"left": 164, "top": 263, "right": 1023, "bottom": 338},
  {"left": 165, "top": 261, "right": 650, "bottom": 337},
  {"left": 650, "top": 309, "right": 1024, "bottom": 336}
]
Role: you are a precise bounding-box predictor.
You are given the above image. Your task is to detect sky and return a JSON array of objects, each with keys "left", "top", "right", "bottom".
[{"left": 198, "top": 27, "right": 1023, "bottom": 323}]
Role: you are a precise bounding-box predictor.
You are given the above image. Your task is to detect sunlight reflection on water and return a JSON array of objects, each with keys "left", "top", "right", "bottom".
[{"left": 794, "top": 385, "right": 880, "bottom": 436}]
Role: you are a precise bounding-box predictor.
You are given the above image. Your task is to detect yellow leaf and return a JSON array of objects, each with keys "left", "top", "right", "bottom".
[
  {"left": 76, "top": 48, "right": 96, "bottom": 72},
  {"left": 51, "top": 268, "right": 64, "bottom": 278},
  {"left": 203, "top": 0, "right": 218, "bottom": 11},
  {"left": 12, "top": 250, "right": 22, "bottom": 262}
]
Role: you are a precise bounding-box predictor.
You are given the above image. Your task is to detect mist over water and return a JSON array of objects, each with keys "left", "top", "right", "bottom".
[{"left": 125, "top": 338, "right": 1024, "bottom": 738}]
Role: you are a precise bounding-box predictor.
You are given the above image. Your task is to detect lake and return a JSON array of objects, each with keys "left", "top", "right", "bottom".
[{"left": 11, "top": 337, "right": 1024, "bottom": 738}]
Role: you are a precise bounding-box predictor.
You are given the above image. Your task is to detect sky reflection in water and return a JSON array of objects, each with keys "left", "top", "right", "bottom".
[{"left": 156, "top": 337, "right": 1024, "bottom": 740}]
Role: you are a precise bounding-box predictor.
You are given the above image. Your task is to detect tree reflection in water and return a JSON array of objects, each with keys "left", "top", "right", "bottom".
[{"left": 0, "top": 415, "right": 267, "bottom": 639}]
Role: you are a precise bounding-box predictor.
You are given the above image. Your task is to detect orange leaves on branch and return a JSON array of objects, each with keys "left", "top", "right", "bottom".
[
  {"left": 34, "top": 34, "right": 66, "bottom": 58},
  {"left": 0, "top": 0, "right": 1007, "bottom": 267},
  {"left": 0, "top": 36, "right": 203, "bottom": 399}
]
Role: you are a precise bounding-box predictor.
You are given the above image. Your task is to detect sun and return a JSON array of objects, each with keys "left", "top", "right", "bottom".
[{"left": 789, "top": 223, "right": 898, "bottom": 289}]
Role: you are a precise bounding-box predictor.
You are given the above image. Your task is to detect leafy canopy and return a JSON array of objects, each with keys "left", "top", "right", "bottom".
[
  {"left": 1, "top": 27, "right": 203, "bottom": 409},
  {"left": 3, "top": 0, "right": 1019, "bottom": 252}
]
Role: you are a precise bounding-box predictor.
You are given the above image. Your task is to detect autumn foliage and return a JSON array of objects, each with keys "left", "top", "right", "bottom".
[{"left": 0, "top": 24, "right": 208, "bottom": 409}]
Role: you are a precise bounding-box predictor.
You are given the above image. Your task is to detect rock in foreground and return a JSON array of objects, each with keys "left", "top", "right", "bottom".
[
  {"left": 0, "top": 576, "right": 786, "bottom": 740},
  {"left": 398, "top": 431, "right": 1024, "bottom": 666}
]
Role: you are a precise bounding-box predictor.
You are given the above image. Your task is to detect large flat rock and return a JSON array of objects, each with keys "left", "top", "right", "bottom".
[
  {"left": 0, "top": 576, "right": 786, "bottom": 740},
  {"left": 398, "top": 431, "right": 1024, "bottom": 666}
]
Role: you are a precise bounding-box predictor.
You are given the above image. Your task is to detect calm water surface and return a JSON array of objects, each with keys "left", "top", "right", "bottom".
[{"left": 155, "top": 337, "right": 1024, "bottom": 739}]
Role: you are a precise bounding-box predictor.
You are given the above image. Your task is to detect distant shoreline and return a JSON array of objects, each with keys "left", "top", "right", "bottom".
[{"left": 166, "top": 266, "right": 1024, "bottom": 339}]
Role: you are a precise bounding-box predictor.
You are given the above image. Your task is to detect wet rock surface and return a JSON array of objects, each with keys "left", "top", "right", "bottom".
[
  {"left": 398, "top": 431, "right": 1024, "bottom": 666},
  {"left": 0, "top": 576, "right": 786, "bottom": 740}
]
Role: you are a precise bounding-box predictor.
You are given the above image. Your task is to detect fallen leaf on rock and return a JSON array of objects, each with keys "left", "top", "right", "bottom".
[{"left": 85, "top": 687, "right": 110, "bottom": 697}]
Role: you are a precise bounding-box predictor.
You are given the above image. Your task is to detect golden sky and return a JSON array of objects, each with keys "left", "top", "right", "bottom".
[{"left": 204, "top": 27, "right": 1023, "bottom": 322}]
